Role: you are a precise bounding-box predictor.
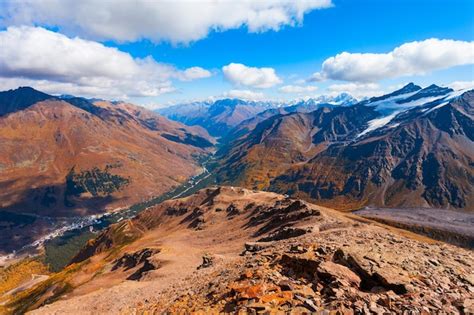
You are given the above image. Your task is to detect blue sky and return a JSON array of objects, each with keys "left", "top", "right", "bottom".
[{"left": 0, "top": 0, "right": 473, "bottom": 107}]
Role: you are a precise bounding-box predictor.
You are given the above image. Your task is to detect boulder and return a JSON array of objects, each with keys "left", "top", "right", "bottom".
[
  {"left": 317, "top": 261, "right": 361, "bottom": 287},
  {"left": 258, "top": 226, "right": 312, "bottom": 242},
  {"left": 333, "top": 248, "right": 411, "bottom": 294},
  {"left": 197, "top": 254, "right": 214, "bottom": 269}
]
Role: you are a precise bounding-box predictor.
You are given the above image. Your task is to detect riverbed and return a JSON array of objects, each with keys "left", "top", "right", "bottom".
[{"left": 354, "top": 207, "right": 474, "bottom": 248}]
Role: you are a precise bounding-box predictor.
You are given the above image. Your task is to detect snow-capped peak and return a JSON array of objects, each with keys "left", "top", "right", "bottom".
[{"left": 356, "top": 84, "right": 465, "bottom": 138}]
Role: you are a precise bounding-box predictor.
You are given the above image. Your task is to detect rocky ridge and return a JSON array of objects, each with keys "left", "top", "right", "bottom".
[{"left": 5, "top": 187, "right": 470, "bottom": 314}]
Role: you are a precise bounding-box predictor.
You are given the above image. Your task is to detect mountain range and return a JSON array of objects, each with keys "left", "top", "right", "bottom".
[
  {"left": 0, "top": 87, "right": 215, "bottom": 253},
  {"left": 0, "top": 83, "right": 473, "bottom": 314},
  {"left": 156, "top": 99, "right": 274, "bottom": 137},
  {"left": 154, "top": 83, "right": 474, "bottom": 211},
  {"left": 210, "top": 83, "right": 473, "bottom": 210},
  {"left": 156, "top": 93, "right": 357, "bottom": 138}
]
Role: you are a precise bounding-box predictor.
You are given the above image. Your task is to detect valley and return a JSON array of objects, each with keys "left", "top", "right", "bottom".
[
  {"left": 0, "top": 153, "right": 216, "bottom": 270},
  {"left": 0, "top": 87, "right": 216, "bottom": 258}
]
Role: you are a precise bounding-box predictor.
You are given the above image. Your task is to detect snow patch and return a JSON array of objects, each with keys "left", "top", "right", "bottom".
[
  {"left": 357, "top": 88, "right": 470, "bottom": 137},
  {"left": 357, "top": 112, "right": 400, "bottom": 138},
  {"left": 425, "top": 101, "right": 449, "bottom": 114}
]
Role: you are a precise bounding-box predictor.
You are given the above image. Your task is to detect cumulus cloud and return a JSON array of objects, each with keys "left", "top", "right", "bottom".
[
  {"left": 311, "top": 39, "right": 474, "bottom": 82},
  {"left": 222, "top": 63, "right": 282, "bottom": 89},
  {"left": 279, "top": 85, "right": 318, "bottom": 93},
  {"left": 326, "top": 83, "right": 383, "bottom": 98},
  {"left": 178, "top": 67, "right": 212, "bottom": 81},
  {"left": 223, "top": 89, "right": 265, "bottom": 100},
  {"left": 0, "top": 0, "right": 333, "bottom": 44},
  {"left": 0, "top": 26, "right": 211, "bottom": 99},
  {"left": 0, "top": 77, "right": 175, "bottom": 100}
]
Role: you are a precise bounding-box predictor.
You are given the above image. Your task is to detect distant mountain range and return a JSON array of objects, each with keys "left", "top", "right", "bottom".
[
  {"left": 156, "top": 99, "right": 278, "bottom": 137},
  {"left": 156, "top": 93, "right": 357, "bottom": 137},
  {"left": 2, "top": 84, "right": 472, "bottom": 216},
  {"left": 0, "top": 83, "right": 472, "bottom": 256},
  {"left": 214, "top": 83, "right": 474, "bottom": 210}
]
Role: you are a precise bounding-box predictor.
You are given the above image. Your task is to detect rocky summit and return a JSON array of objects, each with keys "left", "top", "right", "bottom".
[{"left": 3, "top": 187, "right": 471, "bottom": 314}]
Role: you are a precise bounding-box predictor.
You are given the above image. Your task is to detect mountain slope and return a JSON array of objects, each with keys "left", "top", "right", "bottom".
[
  {"left": 271, "top": 91, "right": 473, "bottom": 209},
  {"left": 215, "top": 84, "right": 473, "bottom": 210},
  {"left": 223, "top": 101, "right": 338, "bottom": 143},
  {"left": 216, "top": 104, "right": 379, "bottom": 191},
  {"left": 0, "top": 87, "right": 214, "bottom": 254},
  {"left": 3, "top": 187, "right": 472, "bottom": 314}
]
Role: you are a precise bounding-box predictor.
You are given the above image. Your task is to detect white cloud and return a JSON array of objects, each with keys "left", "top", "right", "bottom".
[
  {"left": 0, "top": 77, "right": 175, "bottom": 100},
  {"left": 447, "top": 81, "right": 474, "bottom": 90},
  {"left": 179, "top": 67, "right": 212, "bottom": 81},
  {"left": 326, "top": 83, "right": 383, "bottom": 98},
  {"left": 0, "top": 0, "right": 333, "bottom": 44},
  {"left": 0, "top": 26, "right": 211, "bottom": 99},
  {"left": 279, "top": 85, "right": 318, "bottom": 93},
  {"left": 223, "top": 89, "right": 265, "bottom": 100},
  {"left": 222, "top": 63, "right": 282, "bottom": 89},
  {"left": 311, "top": 38, "right": 474, "bottom": 82}
]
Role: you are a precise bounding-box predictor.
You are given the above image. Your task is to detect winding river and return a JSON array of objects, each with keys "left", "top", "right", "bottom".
[{"left": 1, "top": 157, "right": 217, "bottom": 269}]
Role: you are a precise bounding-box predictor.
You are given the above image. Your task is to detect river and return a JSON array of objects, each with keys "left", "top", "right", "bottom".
[{"left": 1, "top": 157, "right": 217, "bottom": 270}]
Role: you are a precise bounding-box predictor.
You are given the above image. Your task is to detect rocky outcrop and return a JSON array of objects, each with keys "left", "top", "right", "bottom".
[
  {"left": 258, "top": 226, "right": 312, "bottom": 242},
  {"left": 161, "top": 227, "right": 474, "bottom": 314},
  {"left": 112, "top": 248, "right": 161, "bottom": 280},
  {"left": 333, "top": 248, "right": 411, "bottom": 294}
]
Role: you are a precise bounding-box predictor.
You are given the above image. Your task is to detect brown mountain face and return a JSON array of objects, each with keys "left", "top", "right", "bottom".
[
  {"left": 216, "top": 105, "right": 378, "bottom": 191},
  {"left": 271, "top": 92, "right": 474, "bottom": 210},
  {"left": 215, "top": 89, "right": 474, "bottom": 210},
  {"left": 217, "top": 111, "right": 326, "bottom": 189},
  {"left": 3, "top": 187, "right": 472, "bottom": 314},
  {"left": 0, "top": 88, "right": 214, "bottom": 218},
  {"left": 223, "top": 102, "right": 337, "bottom": 143}
]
